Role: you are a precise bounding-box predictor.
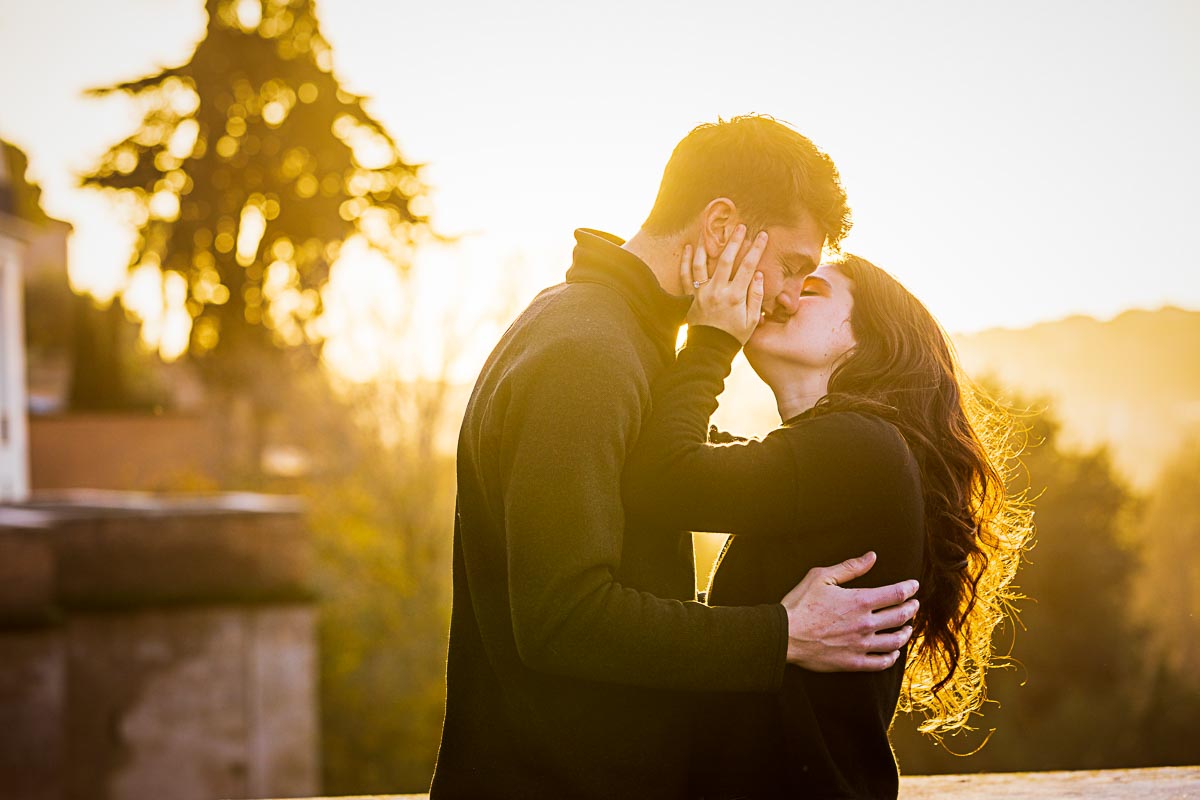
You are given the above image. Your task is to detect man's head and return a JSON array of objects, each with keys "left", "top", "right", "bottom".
[{"left": 642, "top": 115, "right": 851, "bottom": 315}]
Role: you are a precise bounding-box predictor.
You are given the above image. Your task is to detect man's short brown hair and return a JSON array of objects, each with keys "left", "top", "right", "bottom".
[{"left": 642, "top": 115, "right": 851, "bottom": 248}]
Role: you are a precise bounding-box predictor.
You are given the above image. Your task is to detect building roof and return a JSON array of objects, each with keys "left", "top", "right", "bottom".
[{"left": 1, "top": 141, "right": 60, "bottom": 227}]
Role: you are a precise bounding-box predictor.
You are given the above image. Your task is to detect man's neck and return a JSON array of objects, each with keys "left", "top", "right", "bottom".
[{"left": 622, "top": 229, "right": 687, "bottom": 297}]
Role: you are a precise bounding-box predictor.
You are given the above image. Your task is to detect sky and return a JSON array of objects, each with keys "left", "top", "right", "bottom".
[{"left": 1, "top": 0, "right": 1198, "bottom": 357}]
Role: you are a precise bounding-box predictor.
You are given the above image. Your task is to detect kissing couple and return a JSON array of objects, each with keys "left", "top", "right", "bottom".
[{"left": 431, "top": 115, "right": 1029, "bottom": 799}]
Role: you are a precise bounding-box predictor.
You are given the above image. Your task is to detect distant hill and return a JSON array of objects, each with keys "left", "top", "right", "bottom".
[
  {"left": 713, "top": 307, "right": 1200, "bottom": 490},
  {"left": 954, "top": 307, "right": 1200, "bottom": 488}
]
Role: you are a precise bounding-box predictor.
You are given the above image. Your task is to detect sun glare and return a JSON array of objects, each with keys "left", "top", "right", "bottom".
[{"left": 318, "top": 235, "right": 406, "bottom": 383}]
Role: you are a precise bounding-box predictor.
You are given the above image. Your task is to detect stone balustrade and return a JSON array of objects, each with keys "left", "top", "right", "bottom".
[
  {"left": 0, "top": 489, "right": 318, "bottom": 800},
  {"left": 900, "top": 765, "right": 1200, "bottom": 798},
  {"left": 248, "top": 766, "right": 1200, "bottom": 800}
]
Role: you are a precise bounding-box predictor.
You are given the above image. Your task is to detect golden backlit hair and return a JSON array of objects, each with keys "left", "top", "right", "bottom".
[{"left": 812, "top": 254, "right": 1034, "bottom": 737}]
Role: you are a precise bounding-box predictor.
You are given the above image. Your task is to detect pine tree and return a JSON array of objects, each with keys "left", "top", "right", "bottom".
[{"left": 82, "top": 0, "right": 433, "bottom": 400}]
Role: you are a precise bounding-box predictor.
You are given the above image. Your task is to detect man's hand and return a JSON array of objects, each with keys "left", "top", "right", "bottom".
[{"left": 782, "top": 551, "right": 920, "bottom": 672}]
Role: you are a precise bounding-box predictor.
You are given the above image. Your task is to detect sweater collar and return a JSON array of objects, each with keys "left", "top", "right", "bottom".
[
  {"left": 783, "top": 407, "right": 819, "bottom": 427},
  {"left": 566, "top": 229, "right": 692, "bottom": 349}
]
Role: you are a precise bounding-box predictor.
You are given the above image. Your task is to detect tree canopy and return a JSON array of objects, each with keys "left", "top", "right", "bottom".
[{"left": 83, "top": 0, "right": 433, "bottom": 391}]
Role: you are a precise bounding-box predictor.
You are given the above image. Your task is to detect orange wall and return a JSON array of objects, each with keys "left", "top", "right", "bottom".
[{"left": 30, "top": 414, "right": 225, "bottom": 491}]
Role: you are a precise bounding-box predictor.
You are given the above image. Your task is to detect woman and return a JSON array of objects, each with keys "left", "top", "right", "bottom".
[{"left": 623, "top": 228, "right": 1032, "bottom": 798}]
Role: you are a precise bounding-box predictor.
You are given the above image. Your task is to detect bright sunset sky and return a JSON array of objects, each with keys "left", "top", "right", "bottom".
[{"left": 1, "top": 0, "right": 1198, "bottom": 359}]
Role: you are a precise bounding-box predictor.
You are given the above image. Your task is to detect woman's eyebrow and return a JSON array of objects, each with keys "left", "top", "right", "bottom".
[{"left": 802, "top": 274, "right": 832, "bottom": 289}]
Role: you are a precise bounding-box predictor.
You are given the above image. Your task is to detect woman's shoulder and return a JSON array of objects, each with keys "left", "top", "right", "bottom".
[
  {"left": 783, "top": 408, "right": 906, "bottom": 445},
  {"left": 777, "top": 410, "right": 919, "bottom": 479}
]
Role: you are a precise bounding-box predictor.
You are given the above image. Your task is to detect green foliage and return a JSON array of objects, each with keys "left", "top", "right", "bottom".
[
  {"left": 308, "top": 452, "right": 454, "bottom": 793},
  {"left": 82, "top": 0, "right": 433, "bottom": 392},
  {"left": 1135, "top": 438, "right": 1200, "bottom": 683},
  {"left": 891, "top": 398, "right": 1200, "bottom": 772},
  {"left": 1126, "top": 439, "right": 1200, "bottom": 766},
  {"left": 66, "top": 294, "right": 172, "bottom": 411},
  {"left": 274, "top": 369, "right": 457, "bottom": 793}
]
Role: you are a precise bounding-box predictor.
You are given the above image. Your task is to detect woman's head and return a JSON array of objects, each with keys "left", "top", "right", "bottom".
[
  {"left": 824, "top": 255, "right": 969, "bottom": 418},
  {"left": 745, "top": 254, "right": 956, "bottom": 405},
  {"left": 744, "top": 262, "right": 857, "bottom": 388},
  {"left": 758, "top": 253, "right": 1033, "bottom": 737}
]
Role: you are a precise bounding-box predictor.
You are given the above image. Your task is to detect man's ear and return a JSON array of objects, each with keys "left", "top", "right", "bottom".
[{"left": 699, "top": 198, "right": 739, "bottom": 255}]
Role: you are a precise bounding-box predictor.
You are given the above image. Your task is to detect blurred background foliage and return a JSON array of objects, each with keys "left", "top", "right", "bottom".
[
  {"left": 80, "top": 0, "right": 434, "bottom": 411},
  {"left": 891, "top": 392, "right": 1200, "bottom": 774},
  {"left": 42, "top": 0, "right": 1200, "bottom": 793},
  {"left": 72, "top": 0, "right": 455, "bottom": 791},
  {"left": 271, "top": 368, "right": 457, "bottom": 792}
]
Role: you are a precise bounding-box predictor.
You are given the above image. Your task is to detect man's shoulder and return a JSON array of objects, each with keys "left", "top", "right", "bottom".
[
  {"left": 509, "top": 281, "right": 644, "bottom": 361},
  {"left": 467, "top": 282, "right": 652, "bottom": 431},
  {"left": 522, "top": 280, "right": 640, "bottom": 333}
]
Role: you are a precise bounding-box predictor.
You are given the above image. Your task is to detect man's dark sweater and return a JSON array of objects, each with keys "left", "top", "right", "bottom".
[
  {"left": 430, "top": 231, "right": 788, "bottom": 800},
  {"left": 625, "top": 327, "right": 926, "bottom": 799}
]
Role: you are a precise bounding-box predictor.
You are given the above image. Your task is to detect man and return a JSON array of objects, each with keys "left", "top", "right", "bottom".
[{"left": 431, "top": 116, "right": 920, "bottom": 799}]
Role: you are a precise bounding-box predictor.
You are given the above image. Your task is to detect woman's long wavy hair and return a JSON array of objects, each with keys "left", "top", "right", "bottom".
[{"left": 810, "top": 254, "right": 1034, "bottom": 737}]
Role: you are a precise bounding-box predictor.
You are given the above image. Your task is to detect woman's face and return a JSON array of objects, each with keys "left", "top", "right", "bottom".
[{"left": 745, "top": 263, "right": 857, "bottom": 380}]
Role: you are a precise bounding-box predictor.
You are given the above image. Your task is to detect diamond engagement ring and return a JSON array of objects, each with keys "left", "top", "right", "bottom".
[{"left": 693, "top": 279, "right": 710, "bottom": 289}]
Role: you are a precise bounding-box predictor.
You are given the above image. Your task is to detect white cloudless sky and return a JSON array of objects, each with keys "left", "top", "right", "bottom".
[{"left": 1, "top": 0, "right": 1198, "bottom": 336}]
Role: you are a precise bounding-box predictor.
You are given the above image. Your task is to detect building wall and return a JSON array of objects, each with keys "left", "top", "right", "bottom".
[
  {"left": 29, "top": 413, "right": 226, "bottom": 491},
  {"left": 0, "top": 228, "right": 30, "bottom": 501},
  {"left": 68, "top": 605, "right": 318, "bottom": 800},
  {"left": 0, "top": 496, "right": 318, "bottom": 800}
]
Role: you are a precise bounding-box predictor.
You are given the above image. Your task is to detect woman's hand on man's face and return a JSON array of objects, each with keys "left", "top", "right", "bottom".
[{"left": 681, "top": 225, "right": 767, "bottom": 345}]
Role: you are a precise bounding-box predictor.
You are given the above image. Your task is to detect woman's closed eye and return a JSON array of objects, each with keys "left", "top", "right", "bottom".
[{"left": 799, "top": 275, "right": 832, "bottom": 297}]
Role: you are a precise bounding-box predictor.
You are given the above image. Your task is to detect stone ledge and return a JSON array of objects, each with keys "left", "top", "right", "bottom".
[
  {"left": 20, "top": 488, "right": 305, "bottom": 517},
  {"left": 899, "top": 765, "right": 1200, "bottom": 798},
  {"left": 246, "top": 765, "right": 1200, "bottom": 800},
  {"left": 0, "top": 490, "right": 312, "bottom": 617}
]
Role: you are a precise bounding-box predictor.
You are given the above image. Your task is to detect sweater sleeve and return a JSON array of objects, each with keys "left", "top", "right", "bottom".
[
  {"left": 499, "top": 328, "right": 788, "bottom": 693},
  {"left": 623, "top": 325, "right": 804, "bottom": 535}
]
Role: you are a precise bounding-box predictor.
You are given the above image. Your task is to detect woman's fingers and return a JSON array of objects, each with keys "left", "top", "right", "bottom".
[
  {"left": 711, "top": 225, "right": 747, "bottom": 284},
  {"left": 679, "top": 245, "right": 694, "bottom": 296},
  {"left": 746, "top": 271, "right": 764, "bottom": 321},
  {"left": 732, "top": 232, "right": 767, "bottom": 334},
  {"left": 691, "top": 242, "right": 709, "bottom": 290},
  {"left": 682, "top": 227, "right": 767, "bottom": 344},
  {"left": 731, "top": 231, "right": 768, "bottom": 294}
]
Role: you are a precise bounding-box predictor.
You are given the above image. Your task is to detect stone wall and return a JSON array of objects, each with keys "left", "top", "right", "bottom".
[{"left": 0, "top": 492, "right": 319, "bottom": 800}]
